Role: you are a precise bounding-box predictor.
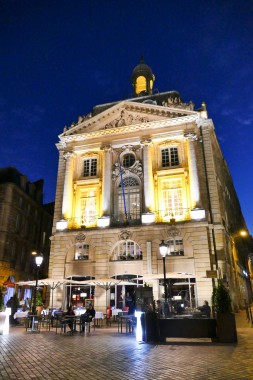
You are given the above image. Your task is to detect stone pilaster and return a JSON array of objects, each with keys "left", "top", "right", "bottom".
[
  {"left": 101, "top": 146, "right": 112, "bottom": 215},
  {"left": 141, "top": 139, "right": 154, "bottom": 212},
  {"left": 184, "top": 133, "right": 201, "bottom": 209},
  {"left": 62, "top": 151, "right": 74, "bottom": 219}
]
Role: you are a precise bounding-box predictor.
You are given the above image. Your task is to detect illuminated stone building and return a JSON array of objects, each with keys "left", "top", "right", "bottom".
[
  {"left": 0, "top": 167, "right": 53, "bottom": 299},
  {"left": 49, "top": 60, "right": 251, "bottom": 311}
]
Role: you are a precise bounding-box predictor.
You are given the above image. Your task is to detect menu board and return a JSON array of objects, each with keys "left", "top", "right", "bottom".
[{"left": 85, "top": 299, "right": 94, "bottom": 308}]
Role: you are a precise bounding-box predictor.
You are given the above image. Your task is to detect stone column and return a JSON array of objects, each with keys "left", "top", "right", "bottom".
[
  {"left": 101, "top": 146, "right": 112, "bottom": 216},
  {"left": 184, "top": 133, "right": 201, "bottom": 209},
  {"left": 141, "top": 139, "right": 154, "bottom": 212},
  {"left": 62, "top": 151, "right": 74, "bottom": 219}
]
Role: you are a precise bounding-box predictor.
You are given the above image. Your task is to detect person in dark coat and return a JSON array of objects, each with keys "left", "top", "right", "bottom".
[
  {"left": 80, "top": 304, "right": 95, "bottom": 331},
  {"left": 199, "top": 300, "right": 211, "bottom": 317}
]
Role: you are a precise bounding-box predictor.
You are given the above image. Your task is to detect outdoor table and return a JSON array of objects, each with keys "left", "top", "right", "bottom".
[
  {"left": 14, "top": 311, "right": 29, "bottom": 320},
  {"left": 112, "top": 309, "right": 122, "bottom": 317},
  {"left": 14, "top": 311, "right": 29, "bottom": 326},
  {"left": 25, "top": 314, "right": 41, "bottom": 333},
  {"left": 94, "top": 311, "right": 104, "bottom": 327}
]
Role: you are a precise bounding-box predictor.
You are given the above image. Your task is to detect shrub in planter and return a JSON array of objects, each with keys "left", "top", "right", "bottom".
[
  {"left": 212, "top": 280, "right": 232, "bottom": 314},
  {"left": 36, "top": 291, "right": 43, "bottom": 307},
  {"left": 212, "top": 280, "right": 237, "bottom": 343}
]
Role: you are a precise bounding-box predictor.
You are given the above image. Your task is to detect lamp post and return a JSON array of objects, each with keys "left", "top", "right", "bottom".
[
  {"left": 159, "top": 240, "right": 169, "bottom": 317},
  {"left": 32, "top": 252, "right": 44, "bottom": 314}
]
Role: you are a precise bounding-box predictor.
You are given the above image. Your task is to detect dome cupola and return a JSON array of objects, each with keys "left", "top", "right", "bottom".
[{"left": 131, "top": 57, "right": 155, "bottom": 97}]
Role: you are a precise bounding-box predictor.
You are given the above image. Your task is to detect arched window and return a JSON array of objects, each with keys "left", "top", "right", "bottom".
[
  {"left": 111, "top": 240, "right": 142, "bottom": 261},
  {"left": 116, "top": 176, "right": 141, "bottom": 222}
]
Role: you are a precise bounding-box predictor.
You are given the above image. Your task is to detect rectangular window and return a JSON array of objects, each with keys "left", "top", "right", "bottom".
[
  {"left": 84, "top": 158, "right": 97, "bottom": 177},
  {"left": 167, "top": 239, "right": 184, "bottom": 255},
  {"left": 75, "top": 244, "right": 89, "bottom": 260},
  {"left": 80, "top": 191, "right": 97, "bottom": 226},
  {"left": 161, "top": 147, "right": 179, "bottom": 167},
  {"left": 117, "top": 188, "right": 140, "bottom": 221},
  {"left": 162, "top": 179, "right": 183, "bottom": 218}
]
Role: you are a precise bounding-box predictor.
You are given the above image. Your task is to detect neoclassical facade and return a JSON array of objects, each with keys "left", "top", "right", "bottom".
[{"left": 49, "top": 60, "right": 251, "bottom": 312}]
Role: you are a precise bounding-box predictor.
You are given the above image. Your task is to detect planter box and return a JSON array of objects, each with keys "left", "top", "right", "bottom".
[
  {"left": 216, "top": 313, "right": 237, "bottom": 343},
  {"left": 158, "top": 318, "right": 217, "bottom": 342}
]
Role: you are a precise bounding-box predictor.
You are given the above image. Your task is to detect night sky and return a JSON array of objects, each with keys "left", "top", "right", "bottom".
[{"left": 1, "top": 0, "right": 253, "bottom": 234}]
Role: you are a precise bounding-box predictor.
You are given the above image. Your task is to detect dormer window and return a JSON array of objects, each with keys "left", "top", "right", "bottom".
[
  {"left": 161, "top": 147, "right": 179, "bottom": 168},
  {"left": 84, "top": 158, "right": 97, "bottom": 177}
]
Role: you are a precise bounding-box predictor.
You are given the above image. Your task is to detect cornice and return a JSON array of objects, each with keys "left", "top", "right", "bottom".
[
  {"left": 59, "top": 114, "right": 199, "bottom": 144},
  {"left": 60, "top": 100, "right": 198, "bottom": 137}
]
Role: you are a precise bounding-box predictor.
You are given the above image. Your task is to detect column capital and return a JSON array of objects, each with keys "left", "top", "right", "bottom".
[
  {"left": 100, "top": 145, "right": 112, "bottom": 152},
  {"left": 184, "top": 132, "right": 198, "bottom": 142},
  {"left": 63, "top": 151, "right": 75, "bottom": 161},
  {"left": 140, "top": 138, "right": 152, "bottom": 146}
]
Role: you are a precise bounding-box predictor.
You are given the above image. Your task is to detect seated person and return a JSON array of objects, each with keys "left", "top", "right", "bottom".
[
  {"left": 198, "top": 300, "right": 211, "bottom": 317},
  {"left": 80, "top": 304, "right": 95, "bottom": 331},
  {"left": 63, "top": 305, "right": 75, "bottom": 331}
]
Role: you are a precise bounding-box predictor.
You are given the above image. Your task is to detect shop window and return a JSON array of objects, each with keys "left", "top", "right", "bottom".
[{"left": 75, "top": 244, "right": 89, "bottom": 260}]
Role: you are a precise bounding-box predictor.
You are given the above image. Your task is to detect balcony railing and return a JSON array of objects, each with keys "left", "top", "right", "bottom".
[
  {"left": 60, "top": 207, "right": 204, "bottom": 230},
  {"left": 111, "top": 252, "right": 143, "bottom": 261}
]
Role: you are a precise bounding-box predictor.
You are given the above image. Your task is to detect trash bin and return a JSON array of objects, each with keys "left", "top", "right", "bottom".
[{"left": 141, "top": 311, "right": 159, "bottom": 343}]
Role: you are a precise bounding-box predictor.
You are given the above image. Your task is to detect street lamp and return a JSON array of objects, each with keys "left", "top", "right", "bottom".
[
  {"left": 159, "top": 240, "right": 170, "bottom": 317},
  {"left": 32, "top": 252, "right": 44, "bottom": 314}
]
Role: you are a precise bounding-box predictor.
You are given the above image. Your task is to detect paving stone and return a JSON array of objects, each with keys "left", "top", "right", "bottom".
[{"left": 0, "top": 312, "right": 253, "bottom": 379}]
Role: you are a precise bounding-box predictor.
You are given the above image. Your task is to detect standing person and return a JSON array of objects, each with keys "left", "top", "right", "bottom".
[
  {"left": 156, "top": 300, "right": 163, "bottom": 318},
  {"left": 118, "top": 293, "right": 123, "bottom": 310},
  {"left": 7, "top": 297, "right": 14, "bottom": 324},
  {"left": 25, "top": 297, "right": 31, "bottom": 310},
  {"left": 125, "top": 292, "right": 132, "bottom": 314}
]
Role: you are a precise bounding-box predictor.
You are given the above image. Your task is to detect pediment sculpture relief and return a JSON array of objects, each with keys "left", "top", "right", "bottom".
[{"left": 104, "top": 110, "right": 150, "bottom": 129}]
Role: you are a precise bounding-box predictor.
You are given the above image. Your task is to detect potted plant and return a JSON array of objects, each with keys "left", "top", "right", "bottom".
[
  {"left": 212, "top": 280, "right": 237, "bottom": 343},
  {"left": 36, "top": 291, "right": 44, "bottom": 315}
]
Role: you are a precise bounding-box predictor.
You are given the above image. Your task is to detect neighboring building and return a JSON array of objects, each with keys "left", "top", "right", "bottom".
[
  {"left": 0, "top": 167, "right": 54, "bottom": 302},
  {"left": 49, "top": 59, "right": 252, "bottom": 312}
]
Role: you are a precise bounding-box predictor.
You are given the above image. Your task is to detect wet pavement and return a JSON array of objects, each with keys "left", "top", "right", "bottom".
[{"left": 1, "top": 311, "right": 253, "bottom": 380}]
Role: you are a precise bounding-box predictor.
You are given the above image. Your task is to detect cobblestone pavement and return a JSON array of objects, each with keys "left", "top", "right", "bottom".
[{"left": 1, "top": 311, "right": 253, "bottom": 380}]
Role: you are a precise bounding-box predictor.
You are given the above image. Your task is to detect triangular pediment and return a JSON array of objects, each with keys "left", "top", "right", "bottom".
[{"left": 59, "top": 100, "right": 198, "bottom": 139}]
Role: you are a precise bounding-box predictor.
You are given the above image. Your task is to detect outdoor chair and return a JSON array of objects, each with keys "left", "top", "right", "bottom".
[
  {"left": 54, "top": 312, "right": 63, "bottom": 334},
  {"left": 25, "top": 314, "right": 42, "bottom": 333},
  {"left": 78, "top": 316, "right": 95, "bottom": 334},
  {"left": 41, "top": 312, "right": 52, "bottom": 331}
]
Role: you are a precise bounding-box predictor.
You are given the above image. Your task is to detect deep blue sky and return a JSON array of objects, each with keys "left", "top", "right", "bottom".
[{"left": 1, "top": 0, "right": 253, "bottom": 234}]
